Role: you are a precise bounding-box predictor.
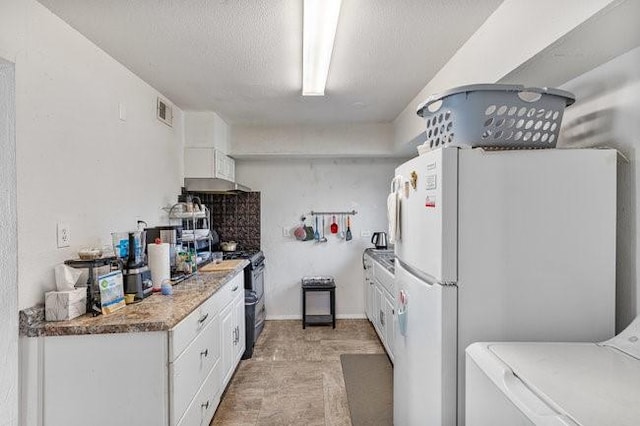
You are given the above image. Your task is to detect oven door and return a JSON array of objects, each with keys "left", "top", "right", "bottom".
[
  {"left": 255, "top": 297, "right": 266, "bottom": 327},
  {"left": 249, "top": 261, "right": 265, "bottom": 300}
]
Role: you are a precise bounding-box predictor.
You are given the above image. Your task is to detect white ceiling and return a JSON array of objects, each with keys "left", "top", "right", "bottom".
[{"left": 38, "top": 0, "right": 504, "bottom": 125}]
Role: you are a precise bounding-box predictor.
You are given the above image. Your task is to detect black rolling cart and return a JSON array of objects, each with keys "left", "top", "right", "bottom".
[{"left": 301, "top": 276, "right": 336, "bottom": 329}]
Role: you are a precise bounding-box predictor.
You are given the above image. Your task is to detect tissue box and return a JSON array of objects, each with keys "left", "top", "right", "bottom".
[{"left": 45, "top": 288, "right": 87, "bottom": 321}]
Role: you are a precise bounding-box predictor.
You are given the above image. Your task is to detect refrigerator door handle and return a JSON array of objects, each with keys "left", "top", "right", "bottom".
[{"left": 397, "top": 259, "right": 446, "bottom": 287}]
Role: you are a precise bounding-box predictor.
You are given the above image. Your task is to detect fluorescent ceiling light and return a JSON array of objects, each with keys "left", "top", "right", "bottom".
[{"left": 302, "top": 0, "right": 342, "bottom": 96}]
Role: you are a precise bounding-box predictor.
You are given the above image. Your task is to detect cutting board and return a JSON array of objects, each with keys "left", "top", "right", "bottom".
[{"left": 199, "top": 259, "right": 245, "bottom": 272}]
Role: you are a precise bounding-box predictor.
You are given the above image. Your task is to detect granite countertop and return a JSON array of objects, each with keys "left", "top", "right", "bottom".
[
  {"left": 20, "top": 260, "right": 249, "bottom": 337},
  {"left": 364, "top": 248, "right": 395, "bottom": 274}
]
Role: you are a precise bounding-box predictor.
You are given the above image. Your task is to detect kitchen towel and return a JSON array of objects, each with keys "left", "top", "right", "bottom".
[{"left": 148, "top": 242, "right": 170, "bottom": 291}]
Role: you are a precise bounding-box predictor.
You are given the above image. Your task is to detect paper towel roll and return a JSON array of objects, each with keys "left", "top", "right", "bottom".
[{"left": 147, "top": 243, "right": 170, "bottom": 291}]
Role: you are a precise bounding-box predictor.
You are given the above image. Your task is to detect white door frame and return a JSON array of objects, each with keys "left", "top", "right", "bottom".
[{"left": 0, "top": 58, "right": 18, "bottom": 426}]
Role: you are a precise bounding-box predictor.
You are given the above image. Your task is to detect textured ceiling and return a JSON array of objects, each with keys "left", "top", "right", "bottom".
[{"left": 38, "top": 0, "right": 504, "bottom": 125}]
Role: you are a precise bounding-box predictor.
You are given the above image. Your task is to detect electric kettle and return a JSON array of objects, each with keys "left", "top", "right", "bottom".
[{"left": 371, "top": 232, "right": 388, "bottom": 249}]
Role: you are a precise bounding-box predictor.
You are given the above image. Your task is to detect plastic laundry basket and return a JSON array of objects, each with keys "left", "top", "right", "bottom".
[{"left": 416, "top": 84, "right": 575, "bottom": 152}]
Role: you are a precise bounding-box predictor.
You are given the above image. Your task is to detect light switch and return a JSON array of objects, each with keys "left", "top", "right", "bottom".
[{"left": 119, "top": 102, "right": 127, "bottom": 121}]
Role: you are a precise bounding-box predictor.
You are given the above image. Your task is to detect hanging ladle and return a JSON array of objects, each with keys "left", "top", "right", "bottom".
[
  {"left": 338, "top": 214, "right": 346, "bottom": 239},
  {"left": 320, "top": 215, "right": 328, "bottom": 243}
]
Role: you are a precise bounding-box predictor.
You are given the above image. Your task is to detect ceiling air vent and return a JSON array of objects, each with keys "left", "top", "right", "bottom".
[{"left": 157, "top": 97, "right": 173, "bottom": 127}]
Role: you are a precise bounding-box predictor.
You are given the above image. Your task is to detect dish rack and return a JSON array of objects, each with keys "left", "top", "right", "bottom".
[
  {"left": 416, "top": 84, "right": 575, "bottom": 153},
  {"left": 165, "top": 202, "right": 213, "bottom": 268}
]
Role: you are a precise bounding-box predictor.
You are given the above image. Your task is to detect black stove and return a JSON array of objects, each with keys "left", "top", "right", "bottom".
[
  {"left": 222, "top": 250, "right": 264, "bottom": 268},
  {"left": 221, "top": 249, "right": 265, "bottom": 360}
]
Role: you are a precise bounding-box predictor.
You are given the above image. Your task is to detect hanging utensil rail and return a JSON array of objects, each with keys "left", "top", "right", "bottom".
[{"left": 310, "top": 210, "right": 358, "bottom": 216}]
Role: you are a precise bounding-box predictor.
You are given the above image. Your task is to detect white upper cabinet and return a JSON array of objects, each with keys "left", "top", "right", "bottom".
[
  {"left": 185, "top": 148, "right": 235, "bottom": 181},
  {"left": 214, "top": 150, "right": 235, "bottom": 181},
  {"left": 184, "top": 111, "right": 229, "bottom": 152},
  {"left": 183, "top": 111, "right": 236, "bottom": 181}
]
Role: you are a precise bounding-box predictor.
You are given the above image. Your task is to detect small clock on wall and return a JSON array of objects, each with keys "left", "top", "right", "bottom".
[{"left": 157, "top": 97, "right": 173, "bottom": 127}]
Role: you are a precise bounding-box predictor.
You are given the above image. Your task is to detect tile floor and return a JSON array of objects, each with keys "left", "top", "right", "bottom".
[{"left": 211, "top": 319, "right": 386, "bottom": 426}]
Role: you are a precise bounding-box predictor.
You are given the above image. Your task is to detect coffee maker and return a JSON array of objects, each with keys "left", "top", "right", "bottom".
[{"left": 117, "top": 231, "right": 153, "bottom": 302}]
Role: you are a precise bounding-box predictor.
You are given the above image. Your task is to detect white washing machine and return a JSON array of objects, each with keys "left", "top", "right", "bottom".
[{"left": 465, "top": 316, "right": 640, "bottom": 426}]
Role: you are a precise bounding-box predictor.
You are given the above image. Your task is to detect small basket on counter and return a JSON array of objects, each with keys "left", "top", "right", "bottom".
[{"left": 416, "top": 84, "right": 575, "bottom": 153}]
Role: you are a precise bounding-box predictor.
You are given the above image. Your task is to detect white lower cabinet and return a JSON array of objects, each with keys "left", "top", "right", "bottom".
[
  {"left": 176, "top": 360, "right": 222, "bottom": 426},
  {"left": 373, "top": 284, "right": 383, "bottom": 335},
  {"left": 383, "top": 294, "right": 395, "bottom": 362},
  {"left": 170, "top": 314, "right": 221, "bottom": 425},
  {"left": 363, "top": 253, "right": 395, "bottom": 362},
  {"left": 234, "top": 288, "right": 246, "bottom": 363},
  {"left": 220, "top": 285, "right": 246, "bottom": 388},
  {"left": 41, "top": 272, "right": 245, "bottom": 426},
  {"left": 43, "top": 332, "right": 169, "bottom": 426},
  {"left": 171, "top": 272, "right": 244, "bottom": 425},
  {"left": 363, "top": 254, "right": 374, "bottom": 321},
  {"left": 220, "top": 302, "right": 235, "bottom": 386}
]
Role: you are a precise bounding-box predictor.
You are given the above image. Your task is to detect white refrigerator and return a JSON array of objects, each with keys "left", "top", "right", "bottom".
[{"left": 392, "top": 146, "right": 617, "bottom": 426}]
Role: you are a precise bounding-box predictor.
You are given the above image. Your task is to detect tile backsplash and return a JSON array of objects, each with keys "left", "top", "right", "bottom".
[{"left": 181, "top": 190, "right": 261, "bottom": 251}]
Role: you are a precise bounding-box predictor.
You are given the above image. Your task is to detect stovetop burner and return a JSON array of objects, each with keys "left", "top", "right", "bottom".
[
  {"left": 222, "top": 249, "right": 264, "bottom": 267},
  {"left": 223, "top": 250, "right": 259, "bottom": 259}
]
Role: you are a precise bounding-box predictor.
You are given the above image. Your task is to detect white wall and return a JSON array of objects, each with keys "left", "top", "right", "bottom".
[
  {"left": 236, "top": 158, "right": 401, "bottom": 318},
  {"left": 0, "top": 60, "right": 18, "bottom": 426},
  {"left": 231, "top": 123, "right": 397, "bottom": 158},
  {"left": 393, "top": 0, "right": 618, "bottom": 147},
  {"left": 0, "top": 0, "right": 185, "bottom": 310},
  {"left": 559, "top": 46, "right": 640, "bottom": 331}
]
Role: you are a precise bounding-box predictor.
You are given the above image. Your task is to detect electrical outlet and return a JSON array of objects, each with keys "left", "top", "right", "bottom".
[
  {"left": 361, "top": 230, "right": 372, "bottom": 238},
  {"left": 282, "top": 227, "right": 290, "bottom": 237},
  {"left": 57, "top": 222, "right": 70, "bottom": 248}
]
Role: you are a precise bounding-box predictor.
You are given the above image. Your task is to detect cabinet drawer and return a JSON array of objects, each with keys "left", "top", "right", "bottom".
[
  {"left": 217, "top": 272, "right": 243, "bottom": 312},
  {"left": 176, "top": 360, "right": 222, "bottom": 426},
  {"left": 170, "top": 315, "right": 220, "bottom": 425},
  {"left": 170, "top": 293, "right": 219, "bottom": 361},
  {"left": 373, "top": 262, "right": 395, "bottom": 295}
]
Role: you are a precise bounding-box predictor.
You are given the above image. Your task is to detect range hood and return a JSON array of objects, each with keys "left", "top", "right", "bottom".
[{"left": 184, "top": 178, "right": 251, "bottom": 194}]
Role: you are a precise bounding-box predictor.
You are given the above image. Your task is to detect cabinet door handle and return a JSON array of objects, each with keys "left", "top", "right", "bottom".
[
  {"left": 200, "top": 348, "right": 209, "bottom": 357},
  {"left": 201, "top": 400, "right": 210, "bottom": 410},
  {"left": 232, "top": 285, "right": 239, "bottom": 292},
  {"left": 380, "top": 310, "right": 385, "bottom": 326},
  {"left": 198, "top": 313, "right": 209, "bottom": 324}
]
